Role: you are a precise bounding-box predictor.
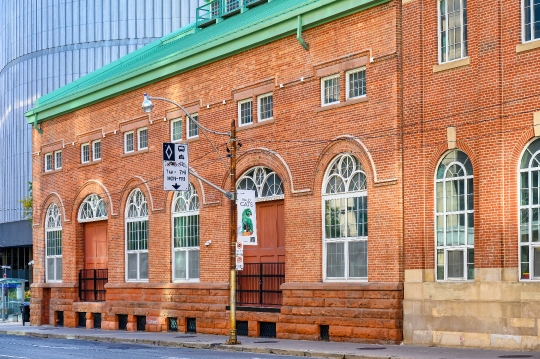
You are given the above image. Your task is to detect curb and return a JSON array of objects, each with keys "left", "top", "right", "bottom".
[{"left": 0, "top": 329, "right": 398, "bottom": 359}]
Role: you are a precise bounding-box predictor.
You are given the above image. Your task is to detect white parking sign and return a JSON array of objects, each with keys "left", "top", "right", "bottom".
[{"left": 163, "top": 143, "right": 189, "bottom": 191}]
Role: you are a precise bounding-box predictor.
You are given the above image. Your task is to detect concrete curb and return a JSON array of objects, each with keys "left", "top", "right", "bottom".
[{"left": 0, "top": 329, "right": 399, "bottom": 359}]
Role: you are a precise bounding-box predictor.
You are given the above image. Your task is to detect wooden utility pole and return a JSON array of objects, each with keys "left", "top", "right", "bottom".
[{"left": 227, "top": 119, "right": 238, "bottom": 345}]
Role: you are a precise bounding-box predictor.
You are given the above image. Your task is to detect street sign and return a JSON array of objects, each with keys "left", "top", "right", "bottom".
[
  {"left": 237, "top": 190, "right": 257, "bottom": 245},
  {"left": 163, "top": 142, "right": 189, "bottom": 191},
  {"left": 235, "top": 242, "right": 244, "bottom": 271}
]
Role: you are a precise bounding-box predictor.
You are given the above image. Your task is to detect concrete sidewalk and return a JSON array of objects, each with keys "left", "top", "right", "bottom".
[{"left": 0, "top": 323, "right": 537, "bottom": 359}]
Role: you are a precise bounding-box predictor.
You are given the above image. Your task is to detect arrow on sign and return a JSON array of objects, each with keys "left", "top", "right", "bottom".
[{"left": 172, "top": 183, "right": 181, "bottom": 190}]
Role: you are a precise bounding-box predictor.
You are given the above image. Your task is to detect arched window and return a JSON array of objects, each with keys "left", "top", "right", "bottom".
[
  {"left": 435, "top": 150, "right": 474, "bottom": 281},
  {"left": 172, "top": 183, "right": 200, "bottom": 281},
  {"left": 125, "top": 189, "right": 148, "bottom": 281},
  {"left": 78, "top": 194, "right": 108, "bottom": 222},
  {"left": 45, "top": 203, "right": 62, "bottom": 282},
  {"left": 237, "top": 167, "right": 284, "bottom": 201},
  {"left": 519, "top": 138, "right": 540, "bottom": 280},
  {"left": 322, "top": 154, "right": 368, "bottom": 280}
]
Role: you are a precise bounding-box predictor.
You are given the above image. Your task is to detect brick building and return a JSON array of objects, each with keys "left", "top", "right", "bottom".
[
  {"left": 402, "top": 0, "right": 540, "bottom": 350},
  {"left": 25, "top": 0, "right": 404, "bottom": 342}
]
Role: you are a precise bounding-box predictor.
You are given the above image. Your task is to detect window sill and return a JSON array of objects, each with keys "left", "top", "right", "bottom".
[
  {"left": 516, "top": 39, "right": 540, "bottom": 53},
  {"left": 78, "top": 159, "right": 102, "bottom": 168},
  {"left": 237, "top": 118, "right": 275, "bottom": 132},
  {"left": 433, "top": 57, "right": 470, "bottom": 73},
  {"left": 121, "top": 148, "right": 148, "bottom": 158},
  {"left": 316, "top": 96, "right": 368, "bottom": 112},
  {"left": 42, "top": 168, "right": 62, "bottom": 176}
]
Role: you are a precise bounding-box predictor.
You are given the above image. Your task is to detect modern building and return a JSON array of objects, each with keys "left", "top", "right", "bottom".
[
  {"left": 0, "top": 0, "right": 203, "bottom": 286},
  {"left": 26, "top": 0, "right": 404, "bottom": 341}
]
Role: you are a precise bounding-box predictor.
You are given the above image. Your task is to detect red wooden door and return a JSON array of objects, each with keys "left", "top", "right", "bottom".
[
  {"left": 243, "top": 200, "right": 285, "bottom": 263},
  {"left": 84, "top": 222, "right": 108, "bottom": 269}
]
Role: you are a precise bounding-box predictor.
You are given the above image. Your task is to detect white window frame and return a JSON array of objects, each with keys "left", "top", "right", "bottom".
[
  {"left": 92, "top": 140, "right": 101, "bottom": 161},
  {"left": 137, "top": 127, "right": 148, "bottom": 150},
  {"left": 45, "top": 203, "right": 62, "bottom": 283},
  {"left": 322, "top": 154, "right": 368, "bottom": 282},
  {"left": 125, "top": 189, "right": 149, "bottom": 282},
  {"left": 124, "top": 131, "right": 134, "bottom": 153},
  {"left": 321, "top": 74, "right": 341, "bottom": 106},
  {"left": 522, "top": 0, "right": 540, "bottom": 43},
  {"left": 187, "top": 114, "right": 199, "bottom": 139},
  {"left": 170, "top": 118, "right": 183, "bottom": 142},
  {"left": 54, "top": 150, "right": 62, "bottom": 170},
  {"left": 438, "top": 0, "right": 468, "bottom": 64},
  {"left": 172, "top": 184, "right": 200, "bottom": 282},
  {"left": 346, "top": 68, "right": 367, "bottom": 101},
  {"left": 238, "top": 99, "right": 253, "bottom": 127},
  {"left": 81, "top": 143, "right": 90, "bottom": 163},
  {"left": 257, "top": 93, "right": 274, "bottom": 121},
  {"left": 44, "top": 153, "right": 53, "bottom": 172}
]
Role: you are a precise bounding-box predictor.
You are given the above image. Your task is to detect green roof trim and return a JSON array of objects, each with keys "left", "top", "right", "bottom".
[{"left": 25, "top": 0, "right": 390, "bottom": 125}]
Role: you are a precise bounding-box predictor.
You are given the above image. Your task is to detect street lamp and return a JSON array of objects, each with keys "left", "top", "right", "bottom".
[{"left": 141, "top": 94, "right": 240, "bottom": 345}]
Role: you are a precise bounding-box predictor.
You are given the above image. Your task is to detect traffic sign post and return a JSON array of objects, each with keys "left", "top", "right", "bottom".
[{"left": 163, "top": 143, "right": 189, "bottom": 191}]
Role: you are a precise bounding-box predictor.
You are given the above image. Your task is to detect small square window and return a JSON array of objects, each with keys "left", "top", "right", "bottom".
[
  {"left": 81, "top": 143, "right": 90, "bottom": 163},
  {"left": 346, "top": 68, "right": 366, "bottom": 100},
  {"left": 238, "top": 99, "right": 253, "bottom": 126},
  {"left": 171, "top": 118, "right": 182, "bottom": 142},
  {"left": 138, "top": 128, "right": 148, "bottom": 150},
  {"left": 44, "top": 153, "right": 53, "bottom": 172},
  {"left": 54, "top": 151, "right": 62, "bottom": 170},
  {"left": 124, "top": 131, "right": 134, "bottom": 153},
  {"left": 188, "top": 114, "right": 199, "bottom": 139},
  {"left": 258, "top": 93, "right": 273, "bottom": 121},
  {"left": 321, "top": 74, "right": 340, "bottom": 106},
  {"left": 92, "top": 140, "right": 101, "bottom": 161}
]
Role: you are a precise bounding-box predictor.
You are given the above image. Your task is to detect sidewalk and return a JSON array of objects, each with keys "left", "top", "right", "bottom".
[{"left": 0, "top": 322, "right": 536, "bottom": 359}]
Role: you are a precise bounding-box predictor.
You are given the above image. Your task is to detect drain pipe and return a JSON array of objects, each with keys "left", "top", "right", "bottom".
[{"left": 297, "top": 15, "right": 309, "bottom": 50}]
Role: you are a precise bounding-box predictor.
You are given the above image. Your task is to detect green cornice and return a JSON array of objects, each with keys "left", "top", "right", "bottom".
[{"left": 25, "top": 0, "right": 391, "bottom": 125}]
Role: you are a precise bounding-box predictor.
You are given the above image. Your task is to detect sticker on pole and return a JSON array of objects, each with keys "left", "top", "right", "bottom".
[
  {"left": 163, "top": 143, "right": 189, "bottom": 191},
  {"left": 237, "top": 190, "right": 257, "bottom": 245},
  {"left": 236, "top": 242, "right": 244, "bottom": 271}
]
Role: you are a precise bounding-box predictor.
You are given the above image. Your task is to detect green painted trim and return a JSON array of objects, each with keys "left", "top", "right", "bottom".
[
  {"left": 297, "top": 15, "right": 309, "bottom": 50},
  {"left": 26, "top": 0, "right": 391, "bottom": 124}
]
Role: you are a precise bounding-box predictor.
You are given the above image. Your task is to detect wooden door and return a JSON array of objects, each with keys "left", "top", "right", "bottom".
[
  {"left": 243, "top": 200, "right": 285, "bottom": 263},
  {"left": 84, "top": 222, "right": 108, "bottom": 269}
]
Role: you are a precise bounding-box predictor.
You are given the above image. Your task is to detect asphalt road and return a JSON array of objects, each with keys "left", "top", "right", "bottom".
[{"left": 0, "top": 335, "right": 318, "bottom": 359}]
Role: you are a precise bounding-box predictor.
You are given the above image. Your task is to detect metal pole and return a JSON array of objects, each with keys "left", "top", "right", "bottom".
[
  {"left": 227, "top": 119, "right": 239, "bottom": 345},
  {"left": 1, "top": 282, "right": 4, "bottom": 323}
]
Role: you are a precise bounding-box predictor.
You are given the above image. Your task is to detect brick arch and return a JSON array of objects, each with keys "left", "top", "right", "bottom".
[
  {"left": 426, "top": 140, "right": 477, "bottom": 182},
  {"left": 510, "top": 128, "right": 536, "bottom": 171},
  {"left": 119, "top": 176, "right": 156, "bottom": 216},
  {"left": 39, "top": 192, "right": 67, "bottom": 228},
  {"left": 163, "top": 174, "right": 206, "bottom": 213},
  {"left": 71, "top": 180, "right": 115, "bottom": 223}
]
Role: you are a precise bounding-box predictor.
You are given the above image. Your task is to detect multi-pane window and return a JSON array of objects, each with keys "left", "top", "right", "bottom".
[
  {"left": 92, "top": 140, "right": 101, "bottom": 161},
  {"left": 322, "top": 154, "right": 368, "bottom": 281},
  {"left": 523, "top": 0, "right": 540, "bottom": 42},
  {"left": 171, "top": 118, "right": 182, "bottom": 142},
  {"left": 346, "top": 68, "right": 366, "bottom": 100},
  {"left": 138, "top": 128, "right": 148, "bottom": 150},
  {"left": 54, "top": 151, "right": 62, "bottom": 170},
  {"left": 237, "top": 167, "right": 284, "bottom": 200},
  {"left": 435, "top": 150, "right": 474, "bottom": 280},
  {"left": 81, "top": 143, "right": 90, "bottom": 163},
  {"left": 238, "top": 99, "right": 253, "bottom": 126},
  {"left": 321, "top": 74, "right": 340, "bottom": 105},
  {"left": 188, "top": 114, "right": 199, "bottom": 138},
  {"left": 172, "top": 183, "right": 200, "bottom": 281},
  {"left": 258, "top": 93, "right": 273, "bottom": 121},
  {"left": 44, "top": 153, "right": 53, "bottom": 172},
  {"left": 439, "top": 0, "right": 468, "bottom": 63},
  {"left": 126, "top": 189, "right": 149, "bottom": 281},
  {"left": 45, "top": 203, "right": 62, "bottom": 282},
  {"left": 78, "top": 194, "right": 108, "bottom": 222},
  {"left": 124, "top": 131, "right": 134, "bottom": 153},
  {"left": 518, "top": 138, "right": 540, "bottom": 280}
]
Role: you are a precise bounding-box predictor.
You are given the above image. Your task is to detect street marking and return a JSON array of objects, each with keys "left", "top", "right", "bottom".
[
  {"left": 0, "top": 355, "right": 30, "bottom": 359},
  {"left": 31, "top": 344, "right": 79, "bottom": 349}
]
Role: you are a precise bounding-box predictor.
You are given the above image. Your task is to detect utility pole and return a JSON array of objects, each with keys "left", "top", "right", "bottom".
[{"left": 227, "top": 119, "right": 238, "bottom": 345}]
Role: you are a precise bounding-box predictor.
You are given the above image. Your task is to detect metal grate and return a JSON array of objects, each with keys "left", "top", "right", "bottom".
[
  {"left": 168, "top": 318, "right": 178, "bottom": 332},
  {"left": 118, "top": 314, "right": 128, "bottom": 330},
  {"left": 94, "top": 313, "right": 102, "bottom": 329},
  {"left": 237, "top": 263, "right": 285, "bottom": 306},
  {"left": 187, "top": 318, "right": 197, "bottom": 333},
  {"left": 259, "top": 322, "right": 276, "bottom": 338},
  {"left": 78, "top": 312, "right": 86, "bottom": 328},
  {"left": 79, "top": 269, "right": 108, "bottom": 302},
  {"left": 237, "top": 321, "right": 248, "bottom": 336},
  {"left": 136, "top": 316, "right": 146, "bottom": 331},
  {"left": 320, "top": 325, "right": 329, "bottom": 341},
  {"left": 56, "top": 311, "right": 64, "bottom": 327}
]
